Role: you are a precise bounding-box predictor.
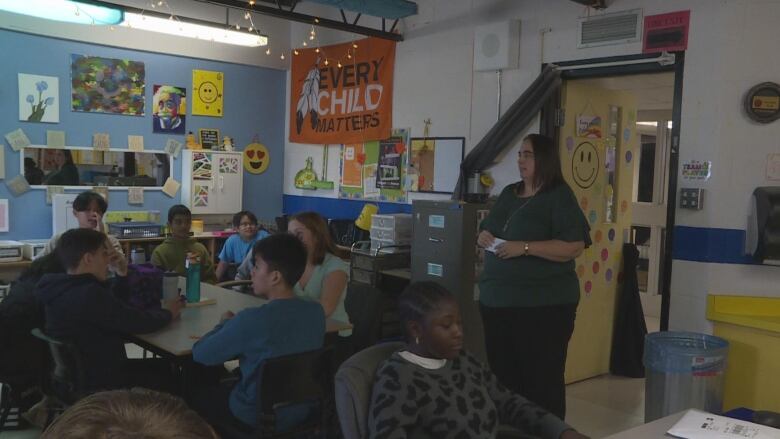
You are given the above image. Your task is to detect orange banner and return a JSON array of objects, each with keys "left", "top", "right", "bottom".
[{"left": 289, "top": 37, "right": 395, "bottom": 144}]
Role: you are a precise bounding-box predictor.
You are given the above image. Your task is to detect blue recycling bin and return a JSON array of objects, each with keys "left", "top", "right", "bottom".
[{"left": 643, "top": 331, "right": 729, "bottom": 422}]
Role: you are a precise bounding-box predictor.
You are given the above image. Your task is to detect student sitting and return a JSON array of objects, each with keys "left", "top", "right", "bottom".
[
  {"left": 41, "top": 388, "right": 218, "bottom": 439},
  {"left": 36, "top": 228, "right": 184, "bottom": 392},
  {"left": 151, "top": 204, "right": 217, "bottom": 283},
  {"left": 191, "top": 233, "right": 325, "bottom": 431},
  {"left": 367, "top": 282, "right": 589, "bottom": 439},
  {"left": 40, "top": 190, "right": 124, "bottom": 258},
  {"left": 215, "top": 210, "right": 270, "bottom": 281}
]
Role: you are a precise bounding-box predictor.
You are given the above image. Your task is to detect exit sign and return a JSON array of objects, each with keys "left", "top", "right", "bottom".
[{"left": 643, "top": 10, "right": 690, "bottom": 53}]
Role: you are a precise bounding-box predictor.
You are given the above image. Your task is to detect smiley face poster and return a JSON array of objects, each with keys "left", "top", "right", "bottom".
[{"left": 192, "top": 70, "right": 223, "bottom": 117}]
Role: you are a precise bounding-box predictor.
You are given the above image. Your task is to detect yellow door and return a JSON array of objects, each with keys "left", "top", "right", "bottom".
[{"left": 558, "top": 79, "right": 638, "bottom": 383}]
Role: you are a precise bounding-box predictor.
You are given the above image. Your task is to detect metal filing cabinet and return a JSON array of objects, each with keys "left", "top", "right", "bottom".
[{"left": 411, "top": 200, "right": 489, "bottom": 360}]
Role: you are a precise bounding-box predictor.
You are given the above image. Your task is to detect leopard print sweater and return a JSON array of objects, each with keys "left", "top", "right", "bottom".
[{"left": 368, "top": 351, "right": 572, "bottom": 439}]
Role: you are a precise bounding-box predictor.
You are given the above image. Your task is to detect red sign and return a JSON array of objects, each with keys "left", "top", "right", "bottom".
[
  {"left": 289, "top": 37, "right": 395, "bottom": 144},
  {"left": 642, "top": 10, "right": 690, "bottom": 53}
]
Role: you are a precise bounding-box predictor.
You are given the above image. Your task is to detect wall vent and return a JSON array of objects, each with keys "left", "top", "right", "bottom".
[{"left": 578, "top": 9, "right": 642, "bottom": 48}]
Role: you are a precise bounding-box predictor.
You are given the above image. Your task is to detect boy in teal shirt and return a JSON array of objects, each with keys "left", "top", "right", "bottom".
[
  {"left": 215, "top": 210, "right": 269, "bottom": 281},
  {"left": 151, "top": 205, "right": 217, "bottom": 284},
  {"left": 191, "top": 233, "right": 325, "bottom": 431}
]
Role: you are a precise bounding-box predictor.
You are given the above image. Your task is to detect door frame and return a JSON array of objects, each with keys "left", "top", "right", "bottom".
[{"left": 542, "top": 52, "right": 685, "bottom": 331}]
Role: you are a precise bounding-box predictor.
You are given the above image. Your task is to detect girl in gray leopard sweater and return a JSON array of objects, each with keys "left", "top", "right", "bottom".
[{"left": 368, "top": 282, "right": 589, "bottom": 439}]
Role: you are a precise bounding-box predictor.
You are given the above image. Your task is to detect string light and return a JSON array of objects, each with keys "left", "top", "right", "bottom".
[
  {"left": 324, "top": 59, "right": 329, "bottom": 66},
  {"left": 266, "top": 48, "right": 271, "bottom": 55},
  {"left": 249, "top": 0, "right": 255, "bottom": 4},
  {"left": 248, "top": 26, "right": 253, "bottom": 31},
  {"left": 293, "top": 49, "right": 299, "bottom": 55},
  {"left": 244, "top": 12, "right": 250, "bottom": 19},
  {"left": 280, "top": 53, "right": 285, "bottom": 60},
  {"left": 309, "top": 34, "right": 315, "bottom": 40},
  {"left": 337, "top": 61, "right": 342, "bottom": 68},
  {"left": 353, "top": 42, "right": 358, "bottom": 49},
  {"left": 302, "top": 41, "right": 307, "bottom": 46},
  {"left": 347, "top": 52, "right": 352, "bottom": 59},
  {"left": 235, "top": 24, "right": 240, "bottom": 30}
]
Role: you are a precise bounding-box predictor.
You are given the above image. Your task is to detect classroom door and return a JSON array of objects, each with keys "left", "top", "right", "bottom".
[{"left": 558, "top": 79, "right": 637, "bottom": 383}]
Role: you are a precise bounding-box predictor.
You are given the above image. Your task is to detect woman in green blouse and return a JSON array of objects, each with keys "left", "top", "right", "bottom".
[
  {"left": 477, "top": 134, "right": 591, "bottom": 419},
  {"left": 288, "top": 212, "right": 351, "bottom": 335}
]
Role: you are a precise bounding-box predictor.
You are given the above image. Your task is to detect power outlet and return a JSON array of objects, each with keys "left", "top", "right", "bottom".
[{"left": 680, "top": 188, "right": 704, "bottom": 210}]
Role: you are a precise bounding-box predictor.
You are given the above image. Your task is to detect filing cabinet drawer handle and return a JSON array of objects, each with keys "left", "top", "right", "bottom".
[{"left": 428, "top": 237, "right": 444, "bottom": 243}]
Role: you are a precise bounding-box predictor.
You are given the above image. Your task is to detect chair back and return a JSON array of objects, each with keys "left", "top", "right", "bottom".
[
  {"left": 344, "top": 283, "right": 392, "bottom": 353},
  {"left": 30, "top": 328, "right": 86, "bottom": 405},
  {"left": 334, "top": 342, "right": 404, "bottom": 439},
  {"left": 256, "top": 347, "right": 334, "bottom": 437}
]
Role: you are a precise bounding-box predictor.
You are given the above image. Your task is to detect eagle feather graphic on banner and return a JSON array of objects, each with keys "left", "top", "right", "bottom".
[{"left": 296, "top": 59, "right": 321, "bottom": 134}]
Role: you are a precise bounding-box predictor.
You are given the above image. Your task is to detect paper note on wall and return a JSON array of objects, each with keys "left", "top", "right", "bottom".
[
  {"left": 128, "top": 135, "right": 144, "bottom": 151},
  {"left": 6, "top": 175, "right": 31, "bottom": 197},
  {"left": 128, "top": 187, "right": 144, "bottom": 205},
  {"left": 165, "top": 138, "right": 183, "bottom": 158},
  {"left": 0, "top": 199, "right": 8, "bottom": 232},
  {"left": 47, "top": 130, "right": 66, "bottom": 148},
  {"left": 4, "top": 128, "right": 31, "bottom": 151},
  {"left": 93, "top": 133, "right": 110, "bottom": 150},
  {"left": 46, "top": 186, "right": 64, "bottom": 204},
  {"left": 162, "top": 177, "right": 181, "bottom": 198},
  {"left": 363, "top": 163, "right": 379, "bottom": 198},
  {"left": 0, "top": 147, "right": 5, "bottom": 179}
]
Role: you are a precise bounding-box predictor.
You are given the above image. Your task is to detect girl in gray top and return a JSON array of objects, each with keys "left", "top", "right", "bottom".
[{"left": 368, "top": 282, "right": 589, "bottom": 439}]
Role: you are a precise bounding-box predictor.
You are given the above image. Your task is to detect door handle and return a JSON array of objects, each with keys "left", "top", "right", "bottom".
[
  {"left": 219, "top": 175, "right": 224, "bottom": 190},
  {"left": 428, "top": 237, "right": 444, "bottom": 243}
]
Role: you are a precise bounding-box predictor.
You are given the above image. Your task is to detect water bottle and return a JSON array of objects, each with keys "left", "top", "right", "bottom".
[
  {"left": 130, "top": 247, "right": 146, "bottom": 264},
  {"left": 185, "top": 252, "right": 201, "bottom": 303},
  {"left": 162, "top": 271, "right": 180, "bottom": 302}
]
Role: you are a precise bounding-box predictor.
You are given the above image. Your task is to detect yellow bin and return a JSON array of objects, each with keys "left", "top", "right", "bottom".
[{"left": 706, "top": 295, "right": 780, "bottom": 412}]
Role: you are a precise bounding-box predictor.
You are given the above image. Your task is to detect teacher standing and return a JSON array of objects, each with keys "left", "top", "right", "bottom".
[{"left": 477, "top": 134, "right": 591, "bottom": 419}]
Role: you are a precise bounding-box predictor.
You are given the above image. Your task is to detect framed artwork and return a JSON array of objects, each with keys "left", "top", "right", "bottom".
[
  {"left": 152, "top": 85, "right": 186, "bottom": 134},
  {"left": 19, "top": 73, "right": 59, "bottom": 123},
  {"left": 71, "top": 54, "right": 145, "bottom": 116}
]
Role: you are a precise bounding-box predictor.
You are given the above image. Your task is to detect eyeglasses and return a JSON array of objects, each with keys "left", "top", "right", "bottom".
[{"left": 239, "top": 223, "right": 257, "bottom": 228}]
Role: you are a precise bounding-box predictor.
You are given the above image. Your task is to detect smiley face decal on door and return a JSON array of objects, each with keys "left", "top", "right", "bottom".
[
  {"left": 243, "top": 142, "right": 270, "bottom": 174},
  {"left": 572, "top": 142, "right": 599, "bottom": 189}
]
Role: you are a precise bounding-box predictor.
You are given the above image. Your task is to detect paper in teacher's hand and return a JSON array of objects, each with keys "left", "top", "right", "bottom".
[
  {"left": 5, "top": 128, "right": 31, "bottom": 151},
  {"left": 128, "top": 135, "right": 144, "bottom": 151},
  {"left": 485, "top": 238, "right": 506, "bottom": 254},
  {"left": 128, "top": 187, "right": 144, "bottom": 205},
  {"left": 162, "top": 177, "right": 181, "bottom": 198},
  {"left": 6, "top": 175, "right": 31, "bottom": 197},
  {"left": 165, "top": 138, "right": 183, "bottom": 158},
  {"left": 46, "top": 186, "right": 64, "bottom": 204},
  {"left": 47, "top": 130, "right": 66, "bottom": 148}
]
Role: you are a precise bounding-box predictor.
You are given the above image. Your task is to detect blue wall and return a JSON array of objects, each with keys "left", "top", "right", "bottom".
[{"left": 0, "top": 29, "right": 285, "bottom": 240}]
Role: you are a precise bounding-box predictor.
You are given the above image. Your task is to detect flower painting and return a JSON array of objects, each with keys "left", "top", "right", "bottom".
[
  {"left": 71, "top": 54, "right": 145, "bottom": 116},
  {"left": 19, "top": 74, "right": 59, "bottom": 123}
]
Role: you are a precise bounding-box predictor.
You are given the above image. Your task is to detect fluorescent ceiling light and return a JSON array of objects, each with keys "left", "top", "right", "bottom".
[
  {"left": 0, "top": 0, "right": 123, "bottom": 25},
  {"left": 636, "top": 121, "right": 673, "bottom": 129},
  {"left": 121, "top": 12, "right": 268, "bottom": 47}
]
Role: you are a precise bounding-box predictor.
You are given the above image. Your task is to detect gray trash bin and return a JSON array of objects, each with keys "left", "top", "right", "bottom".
[{"left": 643, "top": 331, "right": 729, "bottom": 422}]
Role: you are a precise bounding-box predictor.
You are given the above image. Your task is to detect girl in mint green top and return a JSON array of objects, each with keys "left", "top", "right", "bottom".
[{"left": 288, "top": 212, "right": 352, "bottom": 336}]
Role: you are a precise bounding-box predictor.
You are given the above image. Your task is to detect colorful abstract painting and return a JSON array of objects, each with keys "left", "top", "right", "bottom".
[
  {"left": 192, "top": 152, "right": 212, "bottom": 180},
  {"left": 71, "top": 54, "right": 145, "bottom": 115},
  {"left": 219, "top": 157, "right": 239, "bottom": 174},
  {"left": 19, "top": 74, "right": 59, "bottom": 123},
  {"left": 152, "top": 85, "right": 186, "bottom": 134},
  {"left": 193, "top": 185, "right": 210, "bottom": 207}
]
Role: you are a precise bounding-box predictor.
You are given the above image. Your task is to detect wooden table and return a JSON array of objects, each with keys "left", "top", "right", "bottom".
[
  {"left": 603, "top": 412, "right": 685, "bottom": 439},
  {"left": 131, "top": 279, "right": 353, "bottom": 357}
]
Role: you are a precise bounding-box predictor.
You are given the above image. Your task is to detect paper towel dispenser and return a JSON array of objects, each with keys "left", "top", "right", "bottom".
[{"left": 746, "top": 187, "right": 780, "bottom": 265}]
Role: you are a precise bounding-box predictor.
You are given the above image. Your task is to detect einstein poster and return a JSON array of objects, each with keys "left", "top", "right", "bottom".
[{"left": 290, "top": 37, "right": 395, "bottom": 144}]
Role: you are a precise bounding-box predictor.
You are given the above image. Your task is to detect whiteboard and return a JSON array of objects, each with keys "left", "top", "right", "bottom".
[{"left": 52, "top": 193, "right": 79, "bottom": 236}]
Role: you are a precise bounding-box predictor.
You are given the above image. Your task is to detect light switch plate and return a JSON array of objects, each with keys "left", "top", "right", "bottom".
[{"left": 680, "top": 188, "right": 704, "bottom": 210}]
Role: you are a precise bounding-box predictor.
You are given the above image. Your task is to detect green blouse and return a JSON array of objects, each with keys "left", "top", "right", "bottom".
[
  {"left": 294, "top": 252, "right": 351, "bottom": 336},
  {"left": 478, "top": 182, "right": 591, "bottom": 308}
]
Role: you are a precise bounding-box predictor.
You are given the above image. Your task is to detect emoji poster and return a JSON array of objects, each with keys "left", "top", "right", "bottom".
[
  {"left": 71, "top": 55, "right": 145, "bottom": 116},
  {"left": 243, "top": 143, "right": 270, "bottom": 174},
  {"left": 152, "top": 85, "right": 186, "bottom": 134},
  {"left": 192, "top": 70, "right": 223, "bottom": 117}
]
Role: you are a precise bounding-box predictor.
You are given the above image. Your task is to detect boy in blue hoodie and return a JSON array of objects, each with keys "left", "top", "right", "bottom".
[
  {"left": 36, "top": 228, "right": 184, "bottom": 392},
  {"left": 192, "top": 233, "right": 325, "bottom": 431}
]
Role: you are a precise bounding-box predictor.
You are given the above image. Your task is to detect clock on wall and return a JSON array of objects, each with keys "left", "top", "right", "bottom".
[{"left": 744, "top": 82, "right": 780, "bottom": 123}]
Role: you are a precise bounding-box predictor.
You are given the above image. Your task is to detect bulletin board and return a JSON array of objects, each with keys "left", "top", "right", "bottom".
[
  {"left": 409, "top": 137, "right": 465, "bottom": 194},
  {"left": 338, "top": 128, "right": 409, "bottom": 203}
]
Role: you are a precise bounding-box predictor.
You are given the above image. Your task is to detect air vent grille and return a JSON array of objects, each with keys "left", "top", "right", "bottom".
[{"left": 578, "top": 9, "right": 642, "bottom": 48}]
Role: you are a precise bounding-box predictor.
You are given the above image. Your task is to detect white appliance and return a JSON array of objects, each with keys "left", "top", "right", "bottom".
[{"left": 181, "top": 150, "right": 243, "bottom": 214}]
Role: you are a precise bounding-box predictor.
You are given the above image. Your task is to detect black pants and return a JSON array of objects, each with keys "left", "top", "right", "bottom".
[{"left": 480, "top": 303, "right": 577, "bottom": 420}]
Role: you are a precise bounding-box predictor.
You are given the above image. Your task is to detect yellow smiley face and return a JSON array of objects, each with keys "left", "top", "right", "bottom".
[
  {"left": 243, "top": 143, "right": 270, "bottom": 174},
  {"left": 572, "top": 142, "right": 599, "bottom": 189},
  {"left": 198, "top": 81, "right": 218, "bottom": 103}
]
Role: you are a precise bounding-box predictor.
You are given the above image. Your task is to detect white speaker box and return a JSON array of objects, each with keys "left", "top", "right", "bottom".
[{"left": 474, "top": 20, "right": 520, "bottom": 72}]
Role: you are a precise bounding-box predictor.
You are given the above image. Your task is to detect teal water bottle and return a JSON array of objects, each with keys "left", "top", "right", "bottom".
[{"left": 185, "top": 252, "right": 201, "bottom": 303}]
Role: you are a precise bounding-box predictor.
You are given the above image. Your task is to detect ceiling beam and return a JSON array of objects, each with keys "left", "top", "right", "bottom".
[{"left": 200, "top": 0, "right": 404, "bottom": 41}]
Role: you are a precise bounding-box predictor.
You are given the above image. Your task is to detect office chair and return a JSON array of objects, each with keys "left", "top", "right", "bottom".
[
  {"left": 30, "top": 328, "right": 88, "bottom": 425},
  {"left": 215, "top": 347, "right": 334, "bottom": 439}
]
